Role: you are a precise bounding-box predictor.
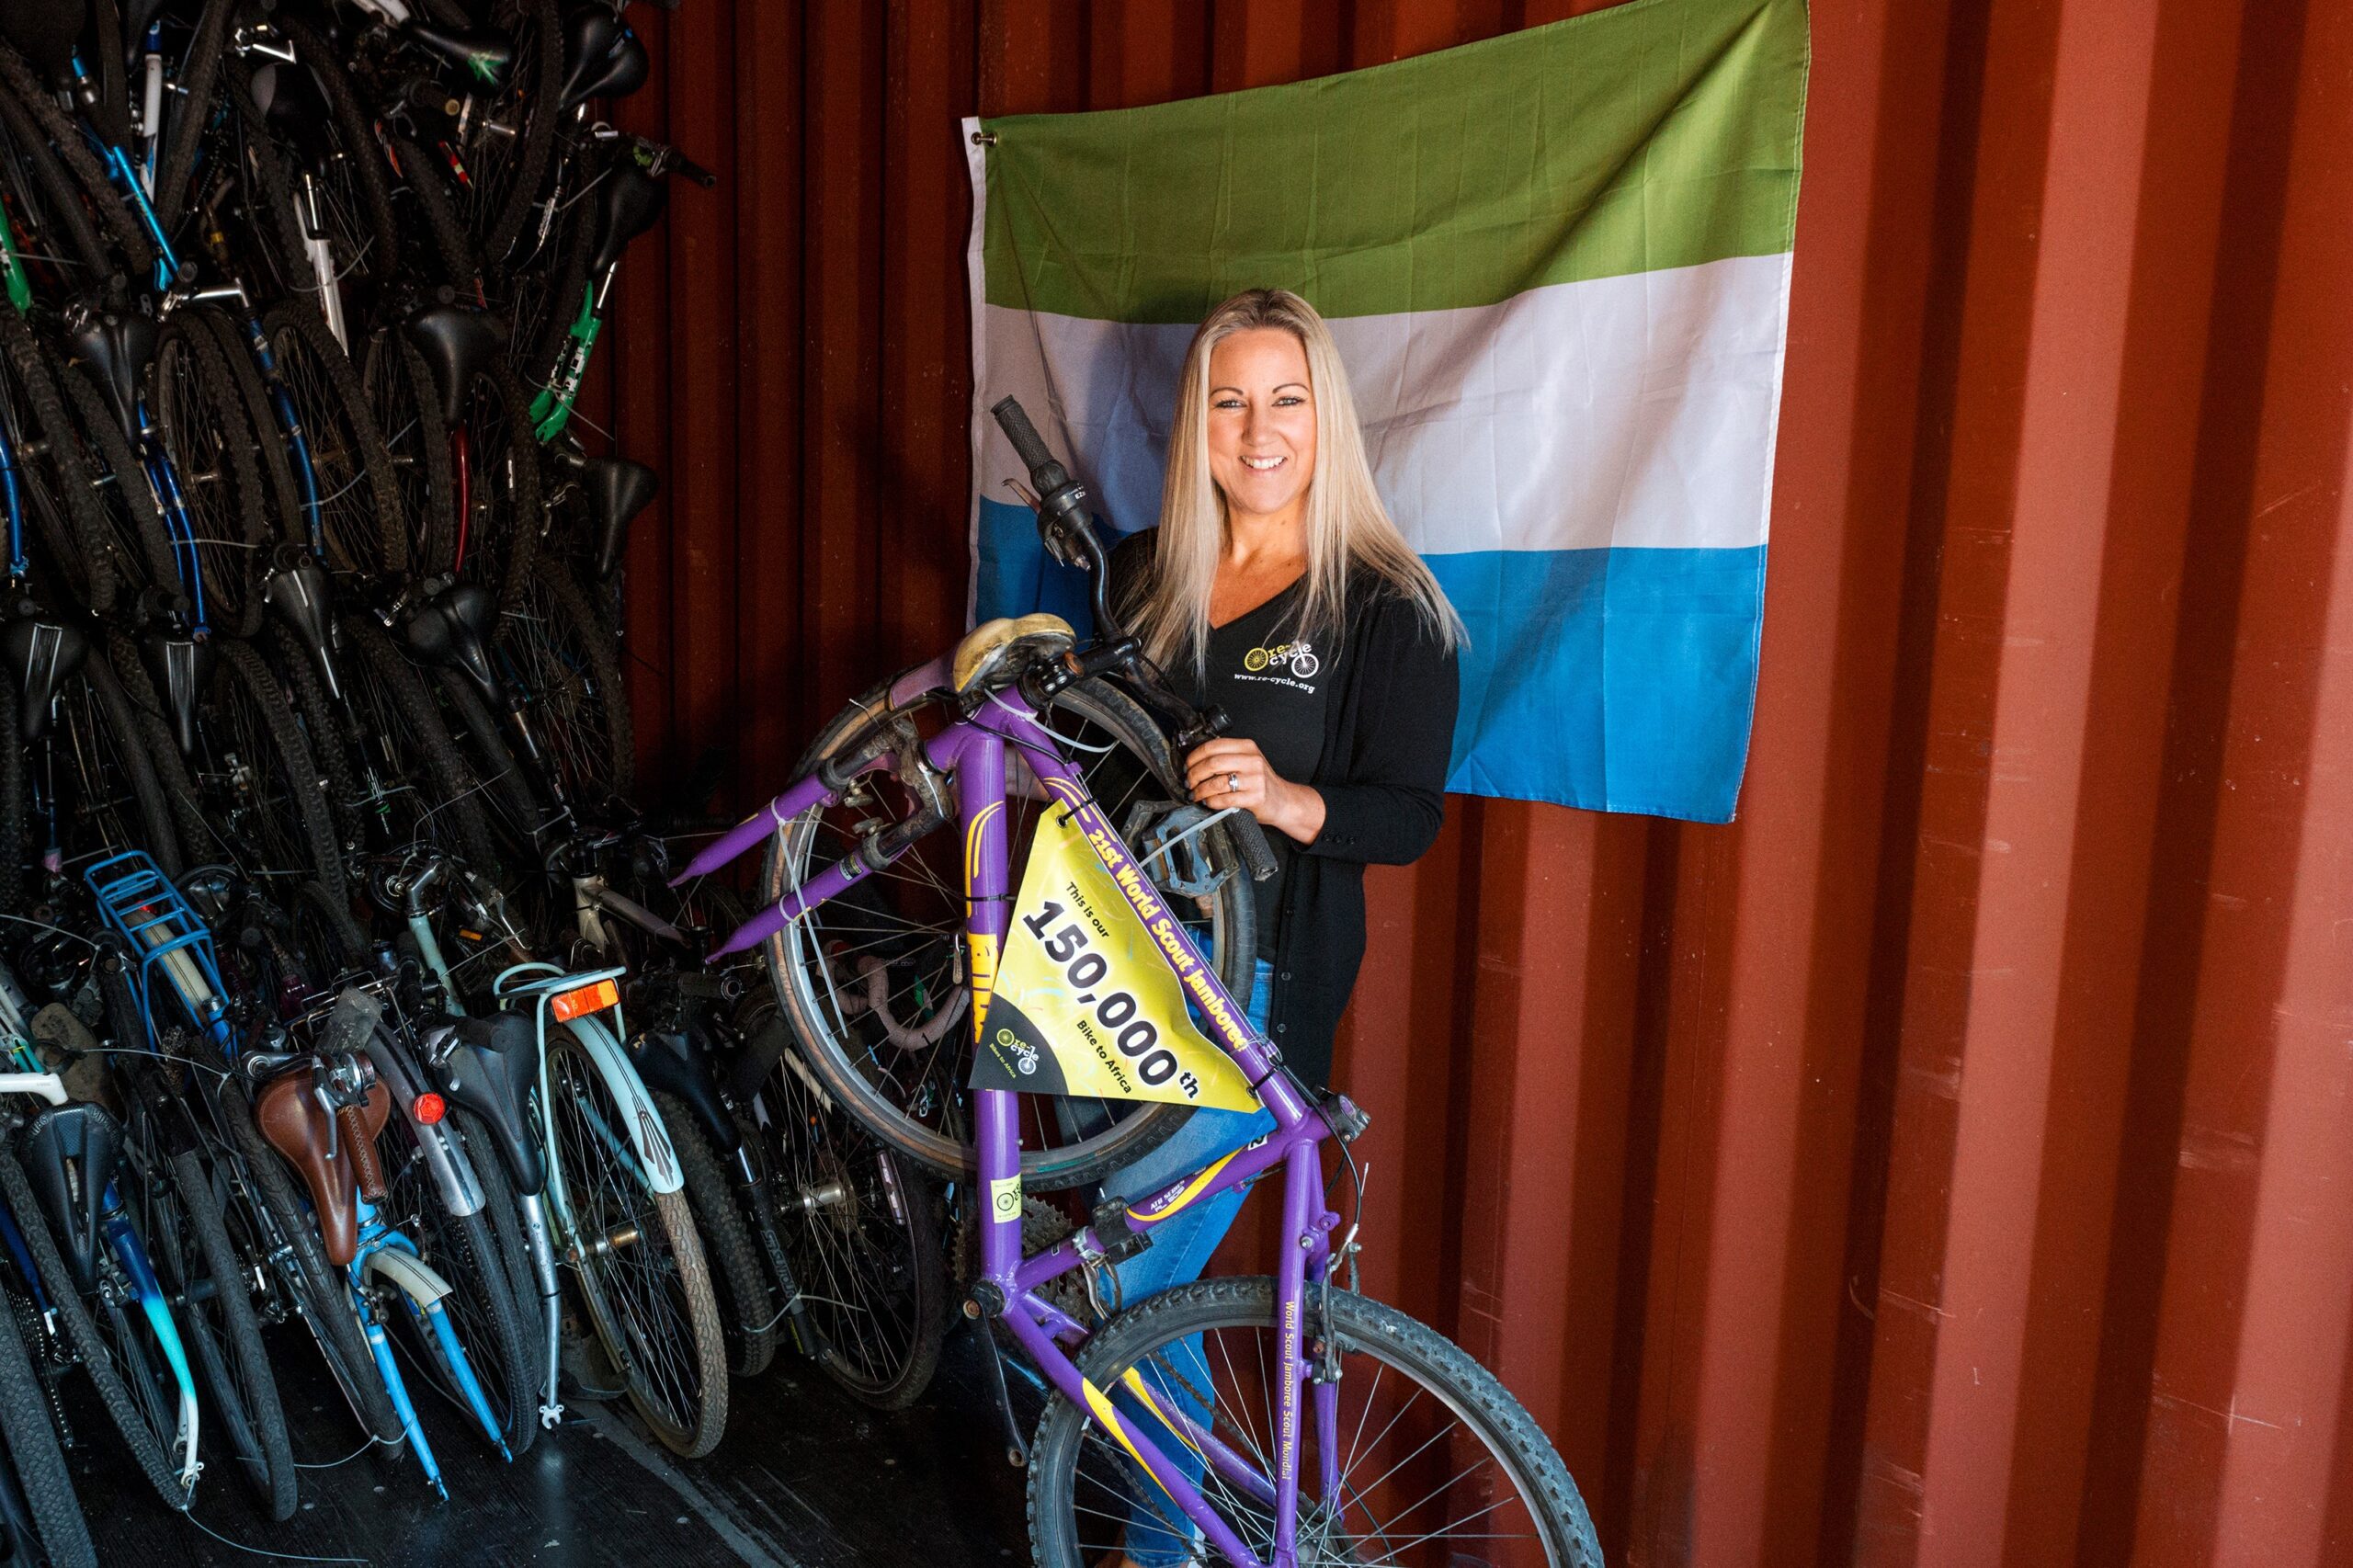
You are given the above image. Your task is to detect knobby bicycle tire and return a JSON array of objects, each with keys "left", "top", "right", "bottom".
[
  {"left": 0, "top": 39, "right": 155, "bottom": 278},
  {"left": 654, "top": 1092, "right": 776, "bottom": 1378},
  {"left": 0, "top": 1257, "right": 94, "bottom": 1568},
  {"left": 269, "top": 621, "right": 365, "bottom": 858},
  {"left": 1027, "top": 1278, "right": 1604, "bottom": 1568},
  {"left": 184, "top": 304, "right": 306, "bottom": 558},
  {"left": 339, "top": 615, "right": 500, "bottom": 872},
  {"left": 390, "top": 133, "right": 481, "bottom": 291},
  {"left": 197, "top": 639, "right": 346, "bottom": 903},
  {"left": 151, "top": 0, "right": 233, "bottom": 239},
  {"left": 105, "top": 631, "right": 203, "bottom": 874},
  {"left": 0, "top": 1145, "right": 187, "bottom": 1509},
  {"left": 164, "top": 1144, "right": 297, "bottom": 1519},
  {"left": 362, "top": 327, "right": 457, "bottom": 574},
  {"left": 63, "top": 651, "right": 184, "bottom": 876},
  {"left": 0, "top": 686, "right": 19, "bottom": 915},
  {"left": 762, "top": 678, "right": 1256, "bottom": 1190},
  {"left": 437, "top": 665, "right": 544, "bottom": 855},
  {"left": 56, "top": 347, "right": 179, "bottom": 595},
  {"left": 273, "top": 17, "right": 401, "bottom": 313},
  {"left": 263, "top": 297, "right": 406, "bottom": 576},
  {"left": 0, "top": 309, "right": 115, "bottom": 614},
  {"left": 449, "top": 1106, "right": 545, "bottom": 1415},
  {"left": 383, "top": 1140, "right": 539, "bottom": 1460},
  {"left": 470, "top": 0, "right": 564, "bottom": 270},
  {"left": 152, "top": 311, "right": 272, "bottom": 638},
  {"left": 0, "top": 80, "right": 111, "bottom": 286},
  {"left": 499, "top": 553, "right": 633, "bottom": 808}
]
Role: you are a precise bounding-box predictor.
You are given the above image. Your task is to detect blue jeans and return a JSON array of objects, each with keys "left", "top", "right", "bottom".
[{"left": 1101, "top": 957, "right": 1278, "bottom": 1565}]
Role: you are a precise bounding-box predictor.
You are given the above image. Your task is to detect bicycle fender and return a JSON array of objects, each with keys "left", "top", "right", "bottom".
[
  {"left": 359, "top": 1243, "right": 453, "bottom": 1308},
  {"left": 623, "top": 1026, "right": 737, "bottom": 1156},
  {"left": 550, "top": 1016, "right": 681, "bottom": 1197},
  {"left": 425, "top": 1014, "right": 547, "bottom": 1198}
]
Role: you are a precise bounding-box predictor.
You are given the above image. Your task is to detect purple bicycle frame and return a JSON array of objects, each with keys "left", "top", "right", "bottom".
[{"left": 681, "top": 653, "right": 1358, "bottom": 1568}]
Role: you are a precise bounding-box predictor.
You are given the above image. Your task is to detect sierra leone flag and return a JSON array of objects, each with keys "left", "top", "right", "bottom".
[{"left": 963, "top": 0, "right": 1809, "bottom": 822}]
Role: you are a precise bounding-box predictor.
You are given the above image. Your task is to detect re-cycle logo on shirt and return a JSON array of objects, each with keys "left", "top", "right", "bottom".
[
  {"left": 1240, "top": 639, "right": 1320, "bottom": 682},
  {"left": 969, "top": 804, "right": 1259, "bottom": 1111}
]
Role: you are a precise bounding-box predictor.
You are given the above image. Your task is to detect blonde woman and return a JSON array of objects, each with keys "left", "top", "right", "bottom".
[{"left": 1099, "top": 288, "right": 1461, "bottom": 1568}]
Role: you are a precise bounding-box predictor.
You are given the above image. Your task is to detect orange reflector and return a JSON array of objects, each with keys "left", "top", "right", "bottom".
[
  {"left": 413, "top": 1093, "right": 446, "bottom": 1125},
  {"left": 551, "top": 979, "right": 620, "bottom": 1022}
]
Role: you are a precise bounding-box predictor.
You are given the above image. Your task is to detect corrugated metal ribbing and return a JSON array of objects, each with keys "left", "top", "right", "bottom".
[{"left": 606, "top": 3, "right": 2353, "bottom": 1563}]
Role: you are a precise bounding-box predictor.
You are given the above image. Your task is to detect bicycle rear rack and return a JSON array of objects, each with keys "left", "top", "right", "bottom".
[{"left": 85, "top": 850, "right": 237, "bottom": 1058}]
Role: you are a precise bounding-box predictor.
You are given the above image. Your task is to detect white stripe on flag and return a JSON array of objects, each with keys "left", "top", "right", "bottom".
[{"left": 975, "top": 252, "right": 1790, "bottom": 555}]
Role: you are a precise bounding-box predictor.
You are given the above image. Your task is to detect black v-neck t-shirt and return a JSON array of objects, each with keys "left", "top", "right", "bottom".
[{"left": 1183, "top": 583, "right": 1329, "bottom": 959}]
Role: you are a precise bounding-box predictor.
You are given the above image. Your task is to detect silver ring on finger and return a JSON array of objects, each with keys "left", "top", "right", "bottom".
[{"left": 1228, "top": 772, "right": 1242, "bottom": 795}]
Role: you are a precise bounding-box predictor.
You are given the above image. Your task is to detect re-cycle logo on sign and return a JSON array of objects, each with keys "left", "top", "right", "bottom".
[{"left": 970, "top": 804, "right": 1259, "bottom": 1111}]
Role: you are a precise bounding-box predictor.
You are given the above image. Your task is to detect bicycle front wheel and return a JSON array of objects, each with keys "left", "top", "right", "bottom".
[
  {"left": 761, "top": 677, "right": 1256, "bottom": 1191},
  {"left": 1029, "top": 1277, "right": 1603, "bottom": 1568},
  {"left": 545, "top": 1026, "right": 727, "bottom": 1458}
]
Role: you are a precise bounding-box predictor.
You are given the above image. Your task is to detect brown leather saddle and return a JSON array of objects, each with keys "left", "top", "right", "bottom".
[{"left": 254, "top": 1071, "right": 392, "bottom": 1267}]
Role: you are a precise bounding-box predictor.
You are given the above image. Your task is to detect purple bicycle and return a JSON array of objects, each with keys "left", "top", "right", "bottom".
[{"left": 677, "top": 402, "right": 1600, "bottom": 1567}]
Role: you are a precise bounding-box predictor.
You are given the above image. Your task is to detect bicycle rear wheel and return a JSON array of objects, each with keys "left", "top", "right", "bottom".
[
  {"left": 1029, "top": 1278, "right": 1603, "bottom": 1568},
  {"left": 761, "top": 678, "right": 1256, "bottom": 1190},
  {"left": 151, "top": 312, "right": 272, "bottom": 638},
  {"left": 377, "top": 1109, "right": 539, "bottom": 1458},
  {"left": 0, "top": 1145, "right": 188, "bottom": 1510},
  {"left": 263, "top": 299, "right": 406, "bottom": 577},
  {"left": 745, "top": 1010, "right": 948, "bottom": 1408},
  {"left": 152, "top": 1140, "right": 297, "bottom": 1519},
  {"left": 189, "top": 638, "right": 345, "bottom": 902},
  {"left": 0, "top": 1255, "right": 93, "bottom": 1568},
  {"left": 496, "top": 554, "right": 633, "bottom": 810},
  {"left": 544, "top": 1025, "right": 726, "bottom": 1458}
]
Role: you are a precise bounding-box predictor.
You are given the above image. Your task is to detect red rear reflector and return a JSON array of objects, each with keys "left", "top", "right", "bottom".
[
  {"left": 551, "top": 979, "right": 620, "bottom": 1022},
  {"left": 413, "top": 1093, "right": 447, "bottom": 1125}
]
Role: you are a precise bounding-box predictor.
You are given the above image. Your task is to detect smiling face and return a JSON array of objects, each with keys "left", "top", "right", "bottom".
[{"left": 1205, "top": 327, "right": 1318, "bottom": 528}]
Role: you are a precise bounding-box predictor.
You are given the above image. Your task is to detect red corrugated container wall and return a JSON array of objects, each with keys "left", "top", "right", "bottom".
[{"left": 580, "top": 2, "right": 2353, "bottom": 1563}]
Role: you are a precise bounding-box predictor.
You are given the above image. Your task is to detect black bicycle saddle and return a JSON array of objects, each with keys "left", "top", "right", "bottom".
[
  {"left": 403, "top": 578, "right": 504, "bottom": 709},
  {"left": 404, "top": 22, "right": 514, "bottom": 85},
  {"left": 400, "top": 304, "right": 503, "bottom": 426},
  {"left": 560, "top": 6, "right": 646, "bottom": 108},
  {"left": 590, "top": 160, "right": 667, "bottom": 276},
  {"left": 581, "top": 455, "right": 657, "bottom": 579},
  {"left": 246, "top": 55, "right": 337, "bottom": 176},
  {"left": 0, "top": 610, "right": 89, "bottom": 745},
  {"left": 65, "top": 308, "right": 156, "bottom": 442}
]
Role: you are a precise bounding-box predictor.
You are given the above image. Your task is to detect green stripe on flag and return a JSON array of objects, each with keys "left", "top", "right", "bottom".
[{"left": 981, "top": 0, "right": 1807, "bottom": 324}]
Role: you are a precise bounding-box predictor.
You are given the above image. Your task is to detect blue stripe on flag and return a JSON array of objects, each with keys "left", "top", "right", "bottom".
[
  {"left": 1428, "top": 546, "right": 1765, "bottom": 822},
  {"left": 978, "top": 501, "right": 1762, "bottom": 822}
]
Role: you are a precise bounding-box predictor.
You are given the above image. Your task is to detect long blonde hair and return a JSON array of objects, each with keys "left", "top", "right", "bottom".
[{"left": 1126, "top": 289, "right": 1462, "bottom": 673}]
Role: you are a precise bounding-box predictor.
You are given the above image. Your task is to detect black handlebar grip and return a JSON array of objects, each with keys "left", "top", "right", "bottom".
[
  {"left": 1226, "top": 812, "right": 1279, "bottom": 883},
  {"left": 991, "top": 396, "right": 1066, "bottom": 489}
]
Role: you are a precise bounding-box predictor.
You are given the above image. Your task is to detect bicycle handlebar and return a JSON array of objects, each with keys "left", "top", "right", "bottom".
[{"left": 988, "top": 396, "right": 1279, "bottom": 885}]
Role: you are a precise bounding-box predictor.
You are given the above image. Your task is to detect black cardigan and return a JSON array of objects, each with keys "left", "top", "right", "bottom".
[{"left": 1108, "top": 530, "right": 1461, "bottom": 1089}]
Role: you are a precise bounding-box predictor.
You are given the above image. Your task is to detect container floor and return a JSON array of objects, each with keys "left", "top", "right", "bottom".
[{"left": 80, "top": 1325, "right": 1038, "bottom": 1566}]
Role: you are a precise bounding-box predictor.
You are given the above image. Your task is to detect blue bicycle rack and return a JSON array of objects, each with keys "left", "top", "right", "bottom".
[{"left": 85, "top": 851, "right": 237, "bottom": 1059}]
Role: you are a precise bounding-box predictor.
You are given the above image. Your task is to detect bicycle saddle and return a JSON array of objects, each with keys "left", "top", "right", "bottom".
[
  {"left": 418, "top": 1012, "right": 546, "bottom": 1197},
  {"left": 264, "top": 553, "right": 344, "bottom": 705},
  {"left": 581, "top": 455, "right": 656, "bottom": 579},
  {"left": 255, "top": 1070, "right": 392, "bottom": 1267},
  {"left": 137, "top": 628, "right": 214, "bottom": 756},
  {"left": 1, "top": 612, "right": 88, "bottom": 745},
  {"left": 559, "top": 7, "right": 646, "bottom": 109},
  {"left": 404, "top": 22, "right": 514, "bottom": 86},
  {"left": 400, "top": 304, "right": 503, "bottom": 426},
  {"left": 65, "top": 309, "right": 157, "bottom": 443},
  {"left": 245, "top": 57, "right": 337, "bottom": 176},
  {"left": 590, "top": 161, "right": 667, "bottom": 276},
  {"left": 17, "top": 1103, "right": 124, "bottom": 1295},
  {"left": 403, "top": 578, "right": 505, "bottom": 709}
]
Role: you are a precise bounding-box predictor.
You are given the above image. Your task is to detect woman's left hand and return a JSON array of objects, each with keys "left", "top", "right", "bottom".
[{"left": 1186, "top": 737, "right": 1325, "bottom": 845}]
